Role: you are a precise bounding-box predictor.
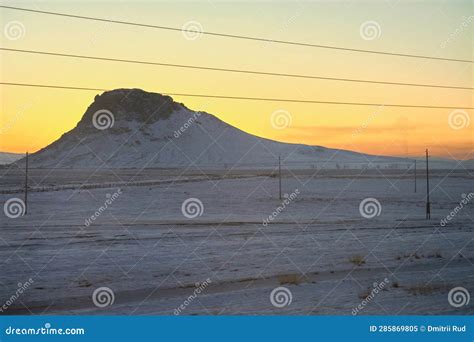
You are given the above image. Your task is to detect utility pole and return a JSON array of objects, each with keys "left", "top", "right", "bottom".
[
  {"left": 425, "top": 149, "right": 430, "bottom": 220},
  {"left": 414, "top": 160, "right": 417, "bottom": 193},
  {"left": 24, "top": 151, "right": 28, "bottom": 215},
  {"left": 278, "top": 155, "right": 282, "bottom": 200}
]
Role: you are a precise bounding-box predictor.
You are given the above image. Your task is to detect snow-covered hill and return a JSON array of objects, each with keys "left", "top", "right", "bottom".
[
  {"left": 16, "top": 89, "right": 447, "bottom": 169},
  {"left": 0, "top": 152, "right": 24, "bottom": 165}
]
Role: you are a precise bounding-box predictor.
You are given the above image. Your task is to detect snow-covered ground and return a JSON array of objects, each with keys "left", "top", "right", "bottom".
[{"left": 0, "top": 168, "right": 472, "bottom": 315}]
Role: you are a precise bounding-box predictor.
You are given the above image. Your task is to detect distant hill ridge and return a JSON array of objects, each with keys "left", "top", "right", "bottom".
[
  {"left": 0, "top": 152, "right": 24, "bottom": 165},
  {"left": 12, "top": 88, "right": 460, "bottom": 169}
]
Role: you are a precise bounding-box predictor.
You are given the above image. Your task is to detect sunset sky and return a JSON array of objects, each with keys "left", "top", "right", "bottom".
[{"left": 1, "top": 0, "right": 472, "bottom": 159}]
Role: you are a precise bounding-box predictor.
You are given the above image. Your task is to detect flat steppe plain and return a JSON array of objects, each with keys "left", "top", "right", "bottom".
[{"left": 1, "top": 167, "right": 472, "bottom": 315}]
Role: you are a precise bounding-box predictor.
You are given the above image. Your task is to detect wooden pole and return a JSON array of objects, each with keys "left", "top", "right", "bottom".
[
  {"left": 414, "top": 160, "right": 417, "bottom": 193},
  {"left": 24, "top": 151, "right": 28, "bottom": 215},
  {"left": 425, "top": 149, "right": 430, "bottom": 219},
  {"left": 278, "top": 155, "right": 282, "bottom": 200}
]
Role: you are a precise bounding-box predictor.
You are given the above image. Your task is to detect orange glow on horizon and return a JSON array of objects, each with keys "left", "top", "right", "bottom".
[{"left": 1, "top": 1, "right": 472, "bottom": 160}]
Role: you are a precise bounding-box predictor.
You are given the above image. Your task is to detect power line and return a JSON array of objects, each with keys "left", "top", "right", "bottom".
[
  {"left": 1, "top": 82, "right": 107, "bottom": 92},
  {"left": 1, "top": 82, "right": 472, "bottom": 110},
  {"left": 2, "top": 48, "right": 472, "bottom": 91},
  {"left": 1, "top": 5, "right": 472, "bottom": 64}
]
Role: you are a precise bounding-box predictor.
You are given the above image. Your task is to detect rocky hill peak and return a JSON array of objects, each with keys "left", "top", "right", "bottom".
[{"left": 77, "top": 88, "right": 185, "bottom": 130}]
